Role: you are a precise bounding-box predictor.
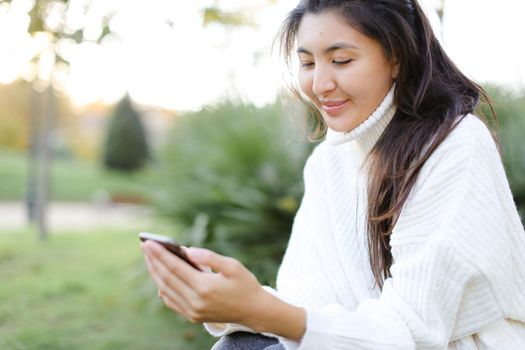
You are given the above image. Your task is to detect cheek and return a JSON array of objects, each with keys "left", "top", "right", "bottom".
[
  {"left": 298, "top": 71, "right": 315, "bottom": 100},
  {"left": 340, "top": 62, "right": 389, "bottom": 97},
  {"left": 366, "top": 58, "right": 395, "bottom": 88},
  {"left": 336, "top": 70, "right": 357, "bottom": 93}
]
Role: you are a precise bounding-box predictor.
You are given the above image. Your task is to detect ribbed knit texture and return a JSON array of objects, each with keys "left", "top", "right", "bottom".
[{"left": 204, "top": 89, "right": 525, "bottom": 349}]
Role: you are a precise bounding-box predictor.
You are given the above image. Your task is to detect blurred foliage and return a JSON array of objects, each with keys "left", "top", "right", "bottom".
[
  {"left": 480, "top": 85, "right": 525, "bottom": 221},
  {"left": 8, "top": 0, "right": 114, "bottom": 49},
  {"left": 202, "top": 0, "right": 277, "bottom": 27},
  {"left": 0, "top": 0, "right": 275, "bottom": 72},
  {"left": 0, "top": 0, "right": 116, "bottom": 98},
  {"left": 0, "top": 82, "right": 31, "bottom": 149},
  {"left": 103, "top": 95, "right": 150, "bottom": 172},
  {"left": 149, "top": 101, "right": 313, "bottom": 285},
  {"left": 202, "top": 7, "right": 253, "bottom": 27},
  {"left": 0, "top": 81, "right": 73, "bottom": 150},
  {"left": 63, "top": 119, "right": 103, "bottom": 161}
]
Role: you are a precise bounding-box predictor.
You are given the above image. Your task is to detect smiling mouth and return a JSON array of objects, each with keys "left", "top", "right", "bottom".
[{"left": 320, "top": 100, "right": 348, "bottom": 115}]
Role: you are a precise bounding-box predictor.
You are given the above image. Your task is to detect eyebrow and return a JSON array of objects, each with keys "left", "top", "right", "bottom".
[{"left": 296, "top": 42, "right": 359, "bottom": 55}]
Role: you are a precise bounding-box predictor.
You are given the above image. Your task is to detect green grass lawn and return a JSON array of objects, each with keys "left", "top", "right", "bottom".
[
  {"left": 0, "top": 148, "right": 147, "bottom": 202},
  {"left": 0, "top": 229, "right": 216, "bottom": 350}
]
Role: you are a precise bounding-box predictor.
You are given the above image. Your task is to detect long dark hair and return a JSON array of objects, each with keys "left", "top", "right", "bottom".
[{"left": 279, "top": 0, "right": 499, "bottom": 289}]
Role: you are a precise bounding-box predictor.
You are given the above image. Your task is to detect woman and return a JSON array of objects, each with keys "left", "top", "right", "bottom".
[{"left": 141, "top": 0, "right": 525, "bottom": 349}]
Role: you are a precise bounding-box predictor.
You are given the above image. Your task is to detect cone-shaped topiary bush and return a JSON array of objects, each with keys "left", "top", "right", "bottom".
[{"left": 103, "top": 94, "right": 150, "bottom": 172}]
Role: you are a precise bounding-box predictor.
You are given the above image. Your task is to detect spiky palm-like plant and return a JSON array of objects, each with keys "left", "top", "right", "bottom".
[
  {"left": 480, "top": 85, "right": 525, "bottom": 221},
  {"left": 150, "top": 100, "right": 314, "bottom": 285}
]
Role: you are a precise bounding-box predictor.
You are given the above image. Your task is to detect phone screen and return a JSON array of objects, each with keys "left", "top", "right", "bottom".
[{"left": 139, "top": 232, "right": 202, "bottom": 271}]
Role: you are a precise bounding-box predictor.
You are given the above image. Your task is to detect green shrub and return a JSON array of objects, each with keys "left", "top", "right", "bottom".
[
  {"left": 480, "top": 85, "right": 525, "bottom": 221},
  {"left": 149, "top": 100, "right": 313, "bottom": 285},
  {"left": 103, "top": 95, "right": 150, "bottom": 172}
]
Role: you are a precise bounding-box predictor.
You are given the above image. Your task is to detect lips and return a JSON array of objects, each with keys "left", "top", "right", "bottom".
[{"left": 320, "top": 99, "right": 348, "bottom": 115}]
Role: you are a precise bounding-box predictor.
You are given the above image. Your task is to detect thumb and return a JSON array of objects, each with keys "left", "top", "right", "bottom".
[
  {"left": 180, "top": 246, "right": 212, "bottom": 273},
  {"left": 186, "top": 247, "right": 236, "bottom": 276}
]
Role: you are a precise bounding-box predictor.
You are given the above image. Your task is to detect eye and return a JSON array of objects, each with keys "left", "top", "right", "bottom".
[
  {"left": 333, "top": 58, "right": 353, "bottom": 65},
  {"left": 300, "top": 62, "right": 314, "bottom": 68}
]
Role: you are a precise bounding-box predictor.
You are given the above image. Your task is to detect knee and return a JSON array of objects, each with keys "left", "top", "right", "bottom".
[
  {"left": 210, "top": 332, "right": 246, "bottom": 350},
  {"left": 210, "top": 332, "right": 245, "bottom": 350},
  {"left": 210, "top": 336, "right": 227, "bottom": 350},
  {"left": 210, "top": 332, "right": 278, "bottom": 350}
]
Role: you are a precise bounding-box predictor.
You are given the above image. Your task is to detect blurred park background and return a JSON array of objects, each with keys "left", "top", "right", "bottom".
[{"left": 0, "top": 0, "right": 524, "bottom": 349}]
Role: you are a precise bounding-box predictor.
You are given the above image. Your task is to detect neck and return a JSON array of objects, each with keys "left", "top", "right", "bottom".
[{"left": 325, "top": 85, "right": 396, "bottom": 155}]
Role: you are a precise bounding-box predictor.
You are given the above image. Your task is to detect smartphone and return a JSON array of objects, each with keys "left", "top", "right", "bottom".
[{"left": 139, "top": 232, "right": 202, "bottom": 271}]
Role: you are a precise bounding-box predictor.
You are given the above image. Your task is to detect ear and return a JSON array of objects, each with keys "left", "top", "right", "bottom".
[{"left": 391, "top": 58, "right": 400, "bottom": 80}]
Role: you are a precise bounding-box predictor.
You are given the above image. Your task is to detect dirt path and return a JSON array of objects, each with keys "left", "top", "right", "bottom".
[{"left": 0, "top": 201, "right": 155, "bottom": 232}]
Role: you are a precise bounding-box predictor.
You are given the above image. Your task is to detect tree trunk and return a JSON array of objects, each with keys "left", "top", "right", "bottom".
[
  {"left": 26, "top": 87, "right": 40, "bottom": 225},
  {"left": 34, "top": 85, "right": 56, "bottom": 240}
]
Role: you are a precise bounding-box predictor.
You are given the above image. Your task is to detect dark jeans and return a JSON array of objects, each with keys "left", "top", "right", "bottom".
[{"left": 210, "top": 331, "right": 285, "bottom": 350}]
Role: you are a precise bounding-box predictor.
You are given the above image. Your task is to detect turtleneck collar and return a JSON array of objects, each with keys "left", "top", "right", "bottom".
[{"left": 325, "top": 84, "right": 396, "bottom": 155}]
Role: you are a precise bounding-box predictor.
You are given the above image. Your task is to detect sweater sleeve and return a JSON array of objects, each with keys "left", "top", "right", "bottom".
[{"left": 288, "top": 117, "right": 513, "bottom": 349}]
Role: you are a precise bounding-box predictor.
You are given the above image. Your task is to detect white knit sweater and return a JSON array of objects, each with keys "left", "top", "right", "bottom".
[{"left": 204, "top": 88, "right": 525, "bottom": 349}]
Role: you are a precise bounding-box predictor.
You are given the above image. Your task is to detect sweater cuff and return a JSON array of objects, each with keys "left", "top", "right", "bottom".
[
  {"left": 277, "top": 307, "right": 320, "bottom": 350},
  {"left": 202, "top": 322, "right": 279, "bottom": 339},
  {"left": 203, "top": 322, "right": 256, "bottom": 337}
]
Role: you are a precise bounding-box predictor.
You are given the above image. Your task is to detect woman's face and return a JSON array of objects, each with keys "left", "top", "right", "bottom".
[{"left": 297, "top": 11, "right": 398, "bottom": 133}]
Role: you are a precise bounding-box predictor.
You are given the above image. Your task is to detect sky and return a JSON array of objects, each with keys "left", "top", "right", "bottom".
[{"left": 0, "top": 0, "right": 524, "bottom": 111}]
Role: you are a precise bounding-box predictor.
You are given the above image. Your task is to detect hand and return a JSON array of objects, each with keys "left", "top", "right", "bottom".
[{"left": 141, "top": 241, "right": 266, "bottom": 326}]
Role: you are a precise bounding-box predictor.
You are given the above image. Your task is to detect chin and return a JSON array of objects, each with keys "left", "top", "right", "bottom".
[{"left": 324, "top": 118, "right": 357, "bottom": 133}]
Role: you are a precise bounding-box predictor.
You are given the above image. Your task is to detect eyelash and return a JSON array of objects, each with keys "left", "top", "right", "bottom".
[
  {"left": 300, "top": 59, "right": 353, "bottom": 68},
  {"left": 334, "top": 58, "right": 353, "bottom": 65}
]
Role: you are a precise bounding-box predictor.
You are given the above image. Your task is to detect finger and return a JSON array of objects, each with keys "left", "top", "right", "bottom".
[
  {"left": 182, "top": 246, "right": 213, "bottom": 273},
  {"left": 143, "top": 250, "right": 162, "bottom": 286},
  {"left": 157, "top": 279, "right": 197, "bottom": 319},
  {"left": 143, "top": 255, "right": 152, "bottom": 273},
  {"left": 148, "top": 252, "right": 199, "bottom": 305},
  {"left": 142, "top": 246, "right": 194, "bottom": 306},
  {"left": 150, "top": 267, "right": 192, "bottom": 315},
  {"left": 186, "top": 247, "right": 239, "bottom": 277},
  {"left": 143, "top": 240, "right": 201, "bottom": 287},
  {"left": 162, "top": 293, "right": 185, "bottom": 314}
]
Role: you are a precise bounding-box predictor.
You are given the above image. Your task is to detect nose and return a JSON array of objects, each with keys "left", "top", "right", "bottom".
[{"left": 312, "top": 64, "right": 336, "bottom": 97}]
